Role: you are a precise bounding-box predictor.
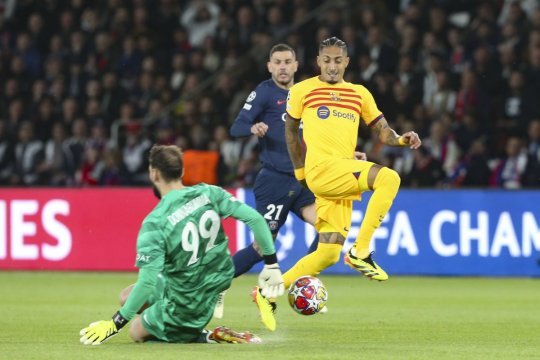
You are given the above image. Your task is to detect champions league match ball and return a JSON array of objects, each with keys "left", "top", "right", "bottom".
[{"left": 288, "top": 276, "right": 328, "bottom": 315}]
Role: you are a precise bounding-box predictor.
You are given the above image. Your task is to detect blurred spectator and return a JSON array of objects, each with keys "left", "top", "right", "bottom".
[
  {"left": 99, "top": 148, "right": 123, "bottom": 185},
  {"left": 498, "top": 45, "right": 517, "bottom": 81},
  {"left": 15, "top": 32, "right": 41, "bottom": 77},
  {"left": 422, "top": 51, "right": 445, "bottom": 108},
  {"left": 232, "top": 152, "right": 259, "bottom": 188},
  {"left": 405, "top": 146, "right": 446, "bottom": 188},
  {"left": 67, "top": 60, "right": 86, "bottom": 98},
  {"left": 41, "top": 122, "right": 75, "bottom": 186},
  {"left": 101, "top": 72, "right": 126, "bottom": 121},
  {"left": 454, "top": 69, "right": 489, "bottom": 125},
  {"left": 67, "top": 118, "right": 88, "bottom": 172},
  {"left": 527, "top": 119, "right": 540, "bottom": 162},
  {"left": 396, "top": 53, "right": 422, "bottom": 102},
  {"left": 497, "top": 0, "right": 535, "bottom": 26},
  {"left": 471, "top": 45, "right": 502, "bottom": 98},
  {"left": 6, "top": 97, "right": 24, "bottom": 135},
  {"left": 0, "top": 0, "right": 16, "bottom": 19},
  {"left": 363, "top": 130, "right": 386, "bottom": 164},
  {"left": 455, "top": 139, "right": 492, "bottom": 187},
  {"left": 154, "top": 120, "right": 175, "bottom": 145},
  {"left": 364, "top": 26, "right": 398, "bottom": 74},
  {"left": 524, "top": 46, "right": 540, "bottom": 94},
  {"left": 489, "top": 136, "right": 540, "bottom": 188},
  {"left": 266, "top": 5, "right": 288, "bottom": 37},
  {"left": 87, "top": 122, "right": 109, "bottom": 152},
  {"left": 453, "top": 112, "right": 483, "bottom": 154},
  {"left": 170, "top": 53, "right": 188, "bottom": 92},
  {"left": 0, "top": 0, "right": 538, "bottom": 189},
  {"left": 424, "top": 120, "right": 461, "bottom": 179},
  {"left": 33, "top": 97, "right": 55, "bottom": 141},
  {"left": 180, "top": 0, "right": 220, "bottom": 48},
  {"left": 199, "top": 96, "right": 220, "bottom": 128},
  {"left": 122, "top": 123, "right": 151, "bottom": 185},
  {"left": 426, "top": 70, "right": 456, "bottom": 118},
  {"left": 235, "top": 5, "right": 256, "bottom": 50},
  {"left": 12, "top": 121, "right": 45, "bottom": 186},
  {"left": 189, "top": 123, "right": 210, "bottom": 150},
  {"left": 497, "top": 70, "right": 536, "bottom": 137},
  {"left": 0, "top": 120, "right": 14, "bottom": 185},
  {"left": 212, "top": 124, "right": 242, "bottom": 173},
  {"left": 78, "top": 145, "right": 103, "bottom": 186},
  {"left": 390, "top": 82, "right": 414, "bottom": 122},
  {"left": 447, "top": 27, "right": 466, "bottom": 75},
  {"left": 117, "top": 36, "right": 142, "bottom": 89}
]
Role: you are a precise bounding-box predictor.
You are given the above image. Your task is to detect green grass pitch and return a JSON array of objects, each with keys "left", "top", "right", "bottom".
[{"left": 0, "top": 272, "right": 538, "bottom": 360}]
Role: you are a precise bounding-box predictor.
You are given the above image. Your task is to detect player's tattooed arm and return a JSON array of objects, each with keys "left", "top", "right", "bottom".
[
  {"left": 370, "top": 116, "right": 422, "bottom": 149},
  {"left": 370, "top": 117, "right": 401, "bottom": 146},
  {"left": 285, "top": 114, "right": 304, "bottom": 169}
]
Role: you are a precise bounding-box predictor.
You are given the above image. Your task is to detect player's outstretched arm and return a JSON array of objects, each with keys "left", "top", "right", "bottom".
[
  {"left": 79, "top": 267, "right": 159, "bottom": 345},
  {"left": 371, "top": 117, "right": 422, "bottom": 149},
  {"left": 80, "top": 226, "right": 163, "bottom": 345}
]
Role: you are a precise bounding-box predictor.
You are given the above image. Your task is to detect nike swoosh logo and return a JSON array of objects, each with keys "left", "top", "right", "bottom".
[
  {"left": 277, "top": 100, "right": 286, "bottom": 105},
  {"left": 344, "top": 227, "right": 350, "bottom": 232}
]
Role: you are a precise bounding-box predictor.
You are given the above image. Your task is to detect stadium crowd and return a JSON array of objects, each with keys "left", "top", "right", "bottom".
[{"left": 0, "top": 0, "right": 539, "bottom": 188}]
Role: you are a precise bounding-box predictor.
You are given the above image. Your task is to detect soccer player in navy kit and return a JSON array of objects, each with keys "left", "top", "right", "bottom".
[{"left": 218, "top": 44, "right": 318, "bottom": 327}]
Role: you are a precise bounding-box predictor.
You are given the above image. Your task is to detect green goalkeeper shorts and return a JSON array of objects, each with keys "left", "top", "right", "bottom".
[
  {"left": 141, "top": 298, "right": 205, "bottom": 343},
  {"left": 141, "top": 274, "right": 212, "bottom": 343}
]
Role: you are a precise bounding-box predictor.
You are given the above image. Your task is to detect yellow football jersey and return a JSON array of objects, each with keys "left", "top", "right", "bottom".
[{"left": 287, "top": 76, "right": 383, "bottom": 171}]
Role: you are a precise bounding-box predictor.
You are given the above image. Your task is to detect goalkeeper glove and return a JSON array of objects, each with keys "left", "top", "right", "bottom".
[
  {"left": 258, "top": 263, "right": 285, "bottom": 299},
  {"left": 80, "top": 311, "right": 128, "bottom": 345}
]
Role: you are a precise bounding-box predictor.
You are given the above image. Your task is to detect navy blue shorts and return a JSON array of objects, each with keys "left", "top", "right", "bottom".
[{"left": 253, "top": 168, "right": 315, "bottom": 234}]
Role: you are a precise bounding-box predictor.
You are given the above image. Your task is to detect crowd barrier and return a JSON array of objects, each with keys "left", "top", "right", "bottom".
[{"left": 1, "top": 188, "right": 539, "bottom": 276}]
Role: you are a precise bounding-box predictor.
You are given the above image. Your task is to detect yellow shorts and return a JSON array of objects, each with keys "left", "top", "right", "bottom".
[{"left": 306, "top": 158, "right": 375, "bottom": 237}]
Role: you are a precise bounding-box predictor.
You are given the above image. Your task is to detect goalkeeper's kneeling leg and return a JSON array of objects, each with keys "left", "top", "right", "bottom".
[
  {"left": 129, "top": 316, "right": 154, "bottom": 343},
  {"left": 119, "top": 284, "right": 134, "bottom": 306}
]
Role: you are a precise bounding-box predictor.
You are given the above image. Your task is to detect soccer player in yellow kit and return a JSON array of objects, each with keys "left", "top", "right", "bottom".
[{"left": 283, "top": 37, "right": 422, "bottom": 285}]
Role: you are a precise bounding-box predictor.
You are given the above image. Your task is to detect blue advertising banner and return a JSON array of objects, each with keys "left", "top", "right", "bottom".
[{"left": 235, "top": 189, "right": 540, "bottom": 277}]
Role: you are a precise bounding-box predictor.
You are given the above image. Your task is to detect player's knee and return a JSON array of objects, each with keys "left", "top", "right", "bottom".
[
  {"left": 315, "top": 245, "right": 341, "bottom": 267},
  {"left": 119, "top": 286, "right": 131, "bottom": 306},
  {"left": 377, "top": 167, "right": 401, "bottom": 194},
  {"left": 129, "top": 322, "right": 146, "bottom": 343},
  {"left": 129, "top": 328, "right": 144, "bottom": 343},
  {"left": 118, "top": 284, "right": 135, "bottom": 306}
]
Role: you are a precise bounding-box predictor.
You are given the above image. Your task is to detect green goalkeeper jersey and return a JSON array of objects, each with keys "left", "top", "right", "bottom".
[{"left": 120, "top": 183, "right": 275, "bottom": 329}]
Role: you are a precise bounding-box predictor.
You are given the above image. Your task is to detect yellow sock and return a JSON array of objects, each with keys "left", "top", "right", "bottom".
[
  {"left": 282, "top": 243, "right": 342, "bottom": 288},
  {"left": 354, "top": 167, "right": 400, "bottom": 259}
]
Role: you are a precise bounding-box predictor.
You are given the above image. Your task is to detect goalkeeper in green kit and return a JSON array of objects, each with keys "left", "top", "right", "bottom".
[{"left": 79, "top": 145, "right": 285, "bottom": 345}]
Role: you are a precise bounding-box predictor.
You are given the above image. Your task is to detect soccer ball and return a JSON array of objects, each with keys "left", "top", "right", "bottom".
[{"left": 288, "top": 276, "right": 328, "bottom": 315}]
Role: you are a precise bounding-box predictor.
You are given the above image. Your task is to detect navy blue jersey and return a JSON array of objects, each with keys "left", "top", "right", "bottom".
[
  {"left": 230, "top": 79, "right": 294, "bottom": 174},
  {"left": 253, "top": 168, "right": 315, "bottom": 235}
]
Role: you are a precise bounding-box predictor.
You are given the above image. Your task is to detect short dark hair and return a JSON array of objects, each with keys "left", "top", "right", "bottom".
[
  {"left": 319, "top": 36, "right": 347, "bottom": 54},
  {"left": 149, "top": 145, "right": 183, "bottom": 182},
  {"left": 269, "top": 43, "right": 296, "bottom": 60}
]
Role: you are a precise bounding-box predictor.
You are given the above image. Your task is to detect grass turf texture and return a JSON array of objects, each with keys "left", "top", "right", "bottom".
[{"left": 0, "top": 272, "right": 538, "bottom": 360}]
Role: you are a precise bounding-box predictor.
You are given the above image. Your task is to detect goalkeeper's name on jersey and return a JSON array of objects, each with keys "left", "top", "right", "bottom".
[{"left": 167, "top": 194, "right": 211, "bottom": 226}]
